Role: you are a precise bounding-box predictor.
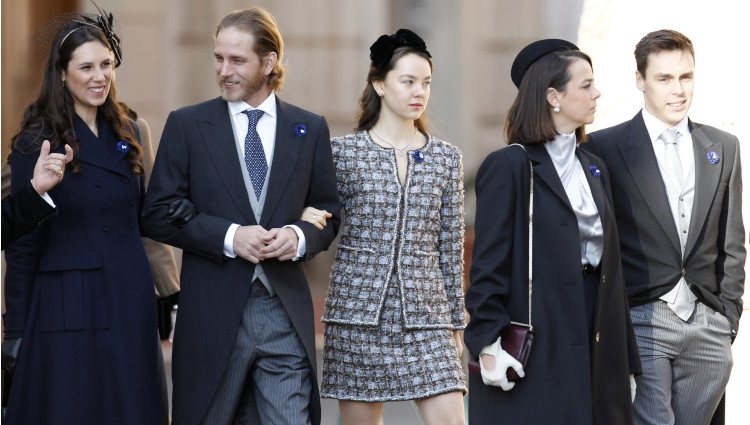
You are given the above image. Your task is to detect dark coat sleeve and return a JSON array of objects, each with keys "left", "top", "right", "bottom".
[
  {"left": 464, "top": 149, "right": 526, "bottom": 358},
  {"left": 2, "top": 181, "right": 56, "bottom": 250},
  {"left": 3, "top": 142, "right": 46, "bottom": 338},
  {"left": 140, "top": 111, "right": 235, "bottom": 263}
]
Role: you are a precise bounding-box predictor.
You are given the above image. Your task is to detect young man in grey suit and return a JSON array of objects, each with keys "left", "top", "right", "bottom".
[
  {"left": 142, "top": 7, "right": 340, "bottom": 425},
  {"left": 587, "top": 29, "right": 745, "bottom": 425}
]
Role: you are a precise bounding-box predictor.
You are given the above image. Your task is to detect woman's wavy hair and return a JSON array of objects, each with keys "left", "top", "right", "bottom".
[
  {"left": 354, "top": 46, "right": 432, "bottom": 133},
  {"left": 11, "top": 20, "right": 142, "bottom": 174}
]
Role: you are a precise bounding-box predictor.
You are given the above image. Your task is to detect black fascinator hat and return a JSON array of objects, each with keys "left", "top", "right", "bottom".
[
  {"left": 510, "top": 39, "right": 579, "bottom": 88},
  {"left": 370, "top": 28, "right": 431, "bottom": 69},
  {"left": 57, "top": 0, "right": 122, "bottom": 67}
]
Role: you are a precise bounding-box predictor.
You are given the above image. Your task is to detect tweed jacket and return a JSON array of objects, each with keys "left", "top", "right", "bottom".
[{"left": 322, "top": 131, "right": 465, "bottom": 329}]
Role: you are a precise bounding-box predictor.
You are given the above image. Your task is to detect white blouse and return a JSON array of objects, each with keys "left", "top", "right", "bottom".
[{"left": 544, "top": 132, "right": 604, "bottom": 267}]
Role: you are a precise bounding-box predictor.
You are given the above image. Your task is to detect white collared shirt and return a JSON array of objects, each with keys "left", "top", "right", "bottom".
[
  {"left": 222, "top": 92, "right": 306, "bottom": 260},
  {"left": 544, "top": 132, "right": 604, "bottom": 267},
  {"left": 641, "top": 108, "right": 697, "bottom": 306}
]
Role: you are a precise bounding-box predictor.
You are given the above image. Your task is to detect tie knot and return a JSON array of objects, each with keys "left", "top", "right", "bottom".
[
  {"left": 243, "top": 109, "right": 265, "bottom": 126},
  {"left": 660, "top": 128, "right": 681, "bottom": 145}
]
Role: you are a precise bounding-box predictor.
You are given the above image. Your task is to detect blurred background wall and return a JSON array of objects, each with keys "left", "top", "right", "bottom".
[{"left": 2, "top": 0, "right": 748, "bottom": 423}]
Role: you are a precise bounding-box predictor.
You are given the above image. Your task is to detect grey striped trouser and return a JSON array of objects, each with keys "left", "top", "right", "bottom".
[
  {"left": 201, "top": 281, "right": 312, "bottom": 425},
  {"left": 630, "top": 300, "right": 732, "bottom": 425}
]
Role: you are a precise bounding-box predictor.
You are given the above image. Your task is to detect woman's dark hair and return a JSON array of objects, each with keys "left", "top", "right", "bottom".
[
  {"left": 505, "top": 49, "right": 593, "bottom": 145},
  {"left": 11, "top": 20, "right": 142, "bottom": 174},
  {"left": 354, "top": 46, "right": 432, "bottom": 133}
]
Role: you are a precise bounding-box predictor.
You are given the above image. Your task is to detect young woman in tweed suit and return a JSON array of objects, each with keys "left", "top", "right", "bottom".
[{"left": 302, "top": 28, "right": 466, "bottom": 425}]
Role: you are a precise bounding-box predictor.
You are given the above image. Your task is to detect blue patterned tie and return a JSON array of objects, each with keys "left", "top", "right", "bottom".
[{"left": 243, "top": 109, "right": 266, "bottom": 200}]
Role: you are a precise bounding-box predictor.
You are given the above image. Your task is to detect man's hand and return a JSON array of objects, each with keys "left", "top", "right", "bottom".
[
  {"left": 233, "top": 225, "right": 271, "bottom": 263},
  {"left": 259, "top": 227, "right": 299, "bottom": 261},
  {"left": 31, "top": 140, "right": 74, "bottom": 195}
]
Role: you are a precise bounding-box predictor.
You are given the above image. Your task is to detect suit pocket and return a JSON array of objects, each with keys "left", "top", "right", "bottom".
[{"left": 37, "top": 252, "right": 109, "bottom": 332}]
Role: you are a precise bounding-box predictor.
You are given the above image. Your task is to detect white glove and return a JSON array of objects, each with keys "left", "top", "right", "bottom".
[
  {"left": 630, "top": 374, "right": 636, "bottom": 403},
  {"left": 479, "top": 337, "right": 525, "bottom": 391}
]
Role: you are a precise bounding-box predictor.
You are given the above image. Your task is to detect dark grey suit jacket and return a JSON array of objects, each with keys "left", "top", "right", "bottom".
[
  {"left": 587, "top": 112, "right": 745, "bottom": 336},
  {"left": 141, "top": 96, "right": 340, "bottom": 425}
]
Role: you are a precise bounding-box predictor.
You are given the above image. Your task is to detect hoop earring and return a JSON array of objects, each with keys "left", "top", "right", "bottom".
[{"left": 553, "top": 103, "right": 560, "bottom": 113}]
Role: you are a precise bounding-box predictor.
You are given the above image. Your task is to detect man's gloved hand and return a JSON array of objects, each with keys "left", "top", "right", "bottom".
[
  {"left": 630, "top": 374, "right": 637, "bottom": 403},
  {"left": 479, "top": 336, "right": 524, "bottom": 391},
  {"left": 166, "top": 199, "right": 196, "bottom": 227}
]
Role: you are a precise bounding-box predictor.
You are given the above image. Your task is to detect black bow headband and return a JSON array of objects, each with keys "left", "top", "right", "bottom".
[{"left": 370, "top": 28, "right": 431, "bottom": 69}]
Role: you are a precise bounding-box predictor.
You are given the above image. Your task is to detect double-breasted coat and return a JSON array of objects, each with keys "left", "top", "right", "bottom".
[
  {"left": 465, "top": 143, "right": 641, "bottom": 425},
  {"left": 3, "top": 114, "right": 166, "bottom": 425}
]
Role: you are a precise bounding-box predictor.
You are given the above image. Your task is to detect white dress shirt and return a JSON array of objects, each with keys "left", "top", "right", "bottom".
[
  {"left": 544, "top": 132, "right": 604, "bottom": 267},
  {"left": 641, "top": 109, "right": 697, "bottom": 309},
  {"left": 222, "top": 92, "right": 306, "bottom": 260}
]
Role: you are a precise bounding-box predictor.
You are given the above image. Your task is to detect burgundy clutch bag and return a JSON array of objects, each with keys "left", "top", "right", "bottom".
[{"left": 468, "top": 323, "right": 534, "bottom": 381}]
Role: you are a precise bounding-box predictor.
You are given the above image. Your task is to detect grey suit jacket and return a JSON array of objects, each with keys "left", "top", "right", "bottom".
[{"left": 587, "top": 112, "right": 745, "bottom": 336}]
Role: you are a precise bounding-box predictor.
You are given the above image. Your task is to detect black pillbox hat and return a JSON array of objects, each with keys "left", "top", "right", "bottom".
[{"left": 510, "top": 39, "right": 579, "bottom": 88}]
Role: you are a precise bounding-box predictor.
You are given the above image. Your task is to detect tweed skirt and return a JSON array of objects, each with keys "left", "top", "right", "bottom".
[{"left": 320, "top": 279, "right": 466, "bottom": 402}]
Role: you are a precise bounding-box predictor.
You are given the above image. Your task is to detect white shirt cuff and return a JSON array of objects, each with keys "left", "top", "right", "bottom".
[
  {"left": 283, "top": 224, "right": 306, "bottom": 261},
  {"left": 223, "top": 223, "right": 240, "bottom": 258},
  {"left": 30, "top": 179, "right": 56, "bottom": 207},
  {"left": 40, "top": 191, "right": 55, "bottom": 207}
]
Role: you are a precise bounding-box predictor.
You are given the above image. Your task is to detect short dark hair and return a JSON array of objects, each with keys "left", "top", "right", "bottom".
[
  {"left": 505, "top": 50, "right": 593, "bottom": 145},
  {"left": 216, "top": 8, "right": 286, "bottom": 91},
  {"left": 634, "top": 29, "right": 694, "bottom": 76}
]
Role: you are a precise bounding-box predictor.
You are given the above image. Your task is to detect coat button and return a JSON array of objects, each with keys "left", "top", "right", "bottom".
[
  {"left": 601, "top": 273, "right": 606, "bottom": 284},
  {"left": 129, "top": 200, "right": 135, "bottom": 206},
  {"left": 129, "top": 222, "right": 136, "bottom": 229},
  {"left": 681, "top": 268, "right": 687, "bottom": 276},
  {"left": 95, "top": 181, "right": 102, "bottom": 188},
  {"left": 120, "top": 177, "right": 128, "bottom": 183},
  {"left": 100, "top": 203, "right": 108, "bottom": 211},
  {"left": 595, "top": 332, "right": 600, "bottom": 343},
  {"left": 103, "top": 226, "right": 111, "bottom": 233}
]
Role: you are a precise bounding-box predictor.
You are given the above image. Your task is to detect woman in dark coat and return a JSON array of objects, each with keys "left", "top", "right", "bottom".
[
  {"left": 464, "top": 39, "right": 641, "bottom": 425},
  {"left": 2, "top": 9, "right": 166, "bottom": 425}
]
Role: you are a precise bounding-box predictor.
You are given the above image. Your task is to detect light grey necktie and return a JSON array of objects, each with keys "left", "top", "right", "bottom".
[
  {"left": 661, "top": 128, "right": 684, "bottom": 188},
  {"left": 660, "top": 128, "right": 694, "bottom": 321}
]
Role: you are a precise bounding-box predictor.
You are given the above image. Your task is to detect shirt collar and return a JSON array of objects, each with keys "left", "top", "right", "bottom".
[
  {"left": 641, "top": 108, "right": 690, "bottom": 145},
  {"left": 228, "top": 92, "right": 277, "bottom": 118}
]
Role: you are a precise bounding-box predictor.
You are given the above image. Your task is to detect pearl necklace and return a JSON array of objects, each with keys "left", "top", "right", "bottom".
[{"left": 371, "top": 128, "right": 418, "bottom": 156}]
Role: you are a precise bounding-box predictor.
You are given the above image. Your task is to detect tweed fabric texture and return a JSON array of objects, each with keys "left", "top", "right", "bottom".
[
  {"left": 321, "top": 282, "right": 467, "bottom": 401},
  {"left": 322, "top": 131, "right": 466, "bottom": 329}
]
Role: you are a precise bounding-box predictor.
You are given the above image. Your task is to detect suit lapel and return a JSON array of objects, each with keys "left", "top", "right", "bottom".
[
  {"left": 684, "top": 121, "right": 722, "bottom": 256},
  {"left": 198, "top": 98, "right": 255, "bottom": 224},
  {"left": 577, "top": 149, "right": 607, "bottom": 228},
  {"left": 526, "top": 144, "right": 573, "bottom": 211},
  {"left": 618, "top": 114, "right": 681, "bottom": 253},
  {"left": 260, "top": 98, "right": 302, "bottom": 227}
]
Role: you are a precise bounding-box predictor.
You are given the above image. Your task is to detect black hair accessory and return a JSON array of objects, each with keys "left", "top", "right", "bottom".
[
  {"left": 369, "top": 28, "right": 431, "bottom": 69},
  {"left": 60, "top": 1, "right": 122, "bottom": 67},
  {"left": 510, "top": 39, "right": 579, "bottom": 88}
]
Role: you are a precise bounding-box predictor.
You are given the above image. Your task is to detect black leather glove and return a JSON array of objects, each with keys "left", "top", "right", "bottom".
[{"left": 166, "top": 199, "right": 196, "bottom": 227}]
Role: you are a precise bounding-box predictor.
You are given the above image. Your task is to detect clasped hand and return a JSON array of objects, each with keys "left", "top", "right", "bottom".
[
  {"left": 479, "top": 337, "right": 525, "bottom": 391},
  {"left": 233, "top": 225, "right": 298, "bottom": 263}
]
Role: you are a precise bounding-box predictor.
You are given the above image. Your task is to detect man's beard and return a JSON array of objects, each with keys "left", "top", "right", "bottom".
[{"left": 219, "top": 68, "right": 267, "bottom": 102}]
